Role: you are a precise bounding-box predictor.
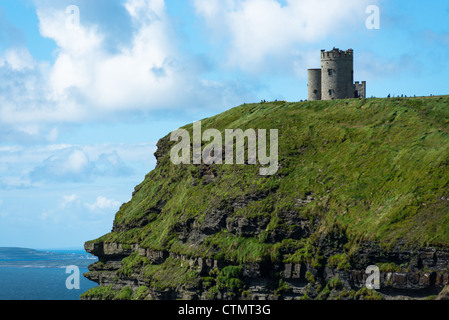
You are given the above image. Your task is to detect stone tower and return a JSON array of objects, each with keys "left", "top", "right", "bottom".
[
  {"left": 307, "top": 48, "right": 366, "bottom": 101},
  {"left": 321, "top": 48, "right": 354, "bottom": 100},
  {"left": 307, "top": 69, "right": 322, "bottom": 101}
]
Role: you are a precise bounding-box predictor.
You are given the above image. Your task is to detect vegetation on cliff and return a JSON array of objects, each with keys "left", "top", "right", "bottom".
[{"left": 83, "top": 95, "right": 449, "bottom": 300}]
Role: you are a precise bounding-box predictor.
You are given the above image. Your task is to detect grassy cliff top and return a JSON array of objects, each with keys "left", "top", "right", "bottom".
[{"left": 88, "top": 96, "right": 449, "bottom": 264}]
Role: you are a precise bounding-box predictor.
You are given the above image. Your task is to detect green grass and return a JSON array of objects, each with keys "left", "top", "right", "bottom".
[
  {"left": 328, "top": 253, "right": 351, "bottom": 271},
  {"left": 80, "top": 285, "right": 117, "bottom": 300},
  {"left": 142, "top": 257, "right": 200, "bottom": 291},
  {"left": 115, "top": 286, "right": 134, "bottom": 300},
  {"left": 87, "top": 96, "right": 449, "bottom": 265},
  {"left": 117, "top": 251, "right": 150, "bottom": 277},
  {"left": 216, "top": 265, "right": 244, "bottom": 292}
]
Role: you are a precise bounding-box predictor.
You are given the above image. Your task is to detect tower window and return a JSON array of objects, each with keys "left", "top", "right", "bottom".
[
  {"left": 328, "top": 89, "right": 332, "bottom": 96},
  {"left": 328, "top": 69, "right": 333, "bottom": 76},
  {"left": 314, "top": 90, "right": 318, "bottom": 94}
]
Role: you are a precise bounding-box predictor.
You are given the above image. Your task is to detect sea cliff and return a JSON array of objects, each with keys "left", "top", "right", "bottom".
[{"left": 82, "top": 96, "right": 449, "bottom": 300}]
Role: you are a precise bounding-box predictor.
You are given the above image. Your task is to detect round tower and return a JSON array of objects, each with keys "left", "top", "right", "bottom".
[
  {"left": 307, "top": 69, "right": 322, "bottom": 101},
  {"left": 321, "top": 48, "right": 354, "bottom": 100}
]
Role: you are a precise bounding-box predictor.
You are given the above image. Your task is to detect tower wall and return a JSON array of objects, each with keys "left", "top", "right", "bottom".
[
  {"left": 321, "top": 48, "right": 354, "bottom": 100},
  {"left": 354, "top": 81, "right": 367, "bottom": 99},
  {"left": 307, "top": 69, "right": 322, "bottom": 101}
]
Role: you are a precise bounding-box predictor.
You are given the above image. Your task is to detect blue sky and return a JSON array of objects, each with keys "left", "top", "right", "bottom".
[{"left": 0, "top": 0, "right": 448, "bottom": 249}]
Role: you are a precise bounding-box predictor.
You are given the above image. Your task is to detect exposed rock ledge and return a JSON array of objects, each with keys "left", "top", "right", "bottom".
[{"left": 83, "top": 241, "right": 449, "bottom": 300}]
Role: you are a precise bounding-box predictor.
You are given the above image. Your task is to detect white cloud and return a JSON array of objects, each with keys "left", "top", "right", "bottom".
[
  {"left": 193, "top": 0, "right": 377, "bottom": 72},
  {"left": 27, "top": 145, "right": 141, "bottom": 183},
  {"left": 29, "top": 147, "right": 95, "bottom": 182},
  {"left": 37, "top": 0, "right": 175, "bottom": 113},
  {"left": 40, "top": 194, "right": 80, "bottom": 223},
  {"left": 85, "top": 196, "right": 121, "bottom": 212},
  {"left": 36, "top": 0, "right": 184, "bottom": 112},
  {"left": 2, "top": 47, "right": 35, "bottom": 71},
  {"left": 0, "top": 142, "right": 153, "bottom": 187},
  {"left": 61, "top": 194, "right": 80, "bottom": 207},
  {"left": 0, "top": 0, "right": 250, "bottom": 142}
]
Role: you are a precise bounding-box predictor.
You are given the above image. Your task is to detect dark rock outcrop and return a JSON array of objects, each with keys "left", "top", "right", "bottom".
[{"left": 83, "top": 238, "right": 449, "bottom": 300}]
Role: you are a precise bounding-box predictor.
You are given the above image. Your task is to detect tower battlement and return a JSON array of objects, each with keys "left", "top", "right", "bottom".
[
  {"left": 321, "top": 48, "right": 354, "bottom": 60},
  {"left": 308, "top": 48, "right": 366, "bottom": 101}
]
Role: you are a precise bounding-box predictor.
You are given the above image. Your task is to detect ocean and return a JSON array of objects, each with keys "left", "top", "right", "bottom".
[{"left": 0, "top": 248, "right": 98, "bottom": 300}]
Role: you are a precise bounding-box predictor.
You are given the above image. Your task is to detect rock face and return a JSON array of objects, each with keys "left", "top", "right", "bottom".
[
  {"left": 82, "top": 98, "right": 449, "bottom": 300},
  {"left": 83, "top": 240, "right": 449, "bottom": 300}
]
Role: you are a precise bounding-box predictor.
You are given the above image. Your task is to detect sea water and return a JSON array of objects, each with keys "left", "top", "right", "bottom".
[
  {"left": 0, "top": 248, "right": 98, "bottom": 300},
  {"left": 0, "top": 267, "right": 97, "bottom": 300}
]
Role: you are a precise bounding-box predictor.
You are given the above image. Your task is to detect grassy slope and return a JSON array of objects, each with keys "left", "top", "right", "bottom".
[{"left": 89, "top": 96, "right": 449, "bottom": 265}]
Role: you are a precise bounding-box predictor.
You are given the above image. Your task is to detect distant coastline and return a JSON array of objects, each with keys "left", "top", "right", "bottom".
[{"left": 0, "top": 247, "right": 97, "bottom": 268}]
